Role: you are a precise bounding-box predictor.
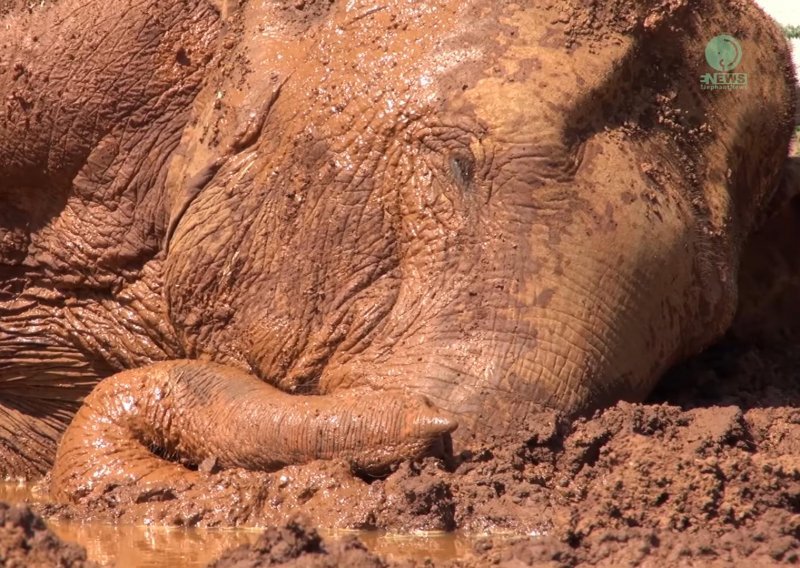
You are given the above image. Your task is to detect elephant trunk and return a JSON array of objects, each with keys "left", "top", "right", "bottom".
[{"left": 50, "top": 360, "right": 455, "bottom": 503}]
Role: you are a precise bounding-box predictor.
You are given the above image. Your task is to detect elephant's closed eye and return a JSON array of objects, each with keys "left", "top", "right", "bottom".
[{"left": 450, "top": 152, "right": 475, "bottom": 189}]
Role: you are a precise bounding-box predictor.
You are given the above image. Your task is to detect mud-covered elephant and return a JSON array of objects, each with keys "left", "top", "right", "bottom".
[{"left": 0, "top": 0, "right": 795, "bottom": 502}]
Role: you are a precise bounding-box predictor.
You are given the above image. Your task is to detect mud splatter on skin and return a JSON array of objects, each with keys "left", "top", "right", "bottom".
[
  {"left": 50, "top": 360, "right": 456, "bottom": 505},
  {"left": 41, "top": 335, "right": 800, "bottom": 566},
  {"left": 0, "top": 0, "right": 796, "bottom": 546}
]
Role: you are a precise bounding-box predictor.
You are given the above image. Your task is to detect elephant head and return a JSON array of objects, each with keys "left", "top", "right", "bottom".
[
  {"left": 0, "top": 0, "right": 794, "bottom": 500},
  {"left": 165, "top": 0, "right": 795, "bottom": 437}
]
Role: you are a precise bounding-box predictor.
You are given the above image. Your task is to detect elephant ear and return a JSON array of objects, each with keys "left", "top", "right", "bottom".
[
  {"left": 0, "top": 0, "right": 221, "bottom": 277},
  {"left": 733, "top": 157, "right": 800, "bottom": 342},
  {"left": 757, "top": 155, "right": 800, "bottom": 221}
]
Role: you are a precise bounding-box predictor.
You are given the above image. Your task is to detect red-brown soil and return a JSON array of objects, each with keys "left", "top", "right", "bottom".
[
  {"left": 0, "top": 0, "right": 796, "bottom": 566},
  {"left": 34, "top": 334, "right": 800, "bottom": 566},
  {"left": 0, "top": 502, "right": 95, "bottom": 568},
  {"left": 208, "top": 518, "right": 392, "bottom": 568}
]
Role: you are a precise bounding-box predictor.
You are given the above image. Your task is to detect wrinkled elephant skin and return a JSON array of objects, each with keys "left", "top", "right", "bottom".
[{"left": 0, "top": 0, "right": 795, "bottom": 505}]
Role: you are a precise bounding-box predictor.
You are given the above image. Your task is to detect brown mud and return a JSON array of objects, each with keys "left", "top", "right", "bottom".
[
  {"left": 208, "top": 519, "right": 394, "bottom": 568},
  {"left": 0, "top": 502, "right": 96, "bottom": 567},
  {"left": 0, "top": 0, "right": 797, "bottom": 566},
  {"left": 29, "top": 333, "right": 800, "bottom": 566},
  {"left": 201, "top": 337, "right": 800, "bottom": 567}
]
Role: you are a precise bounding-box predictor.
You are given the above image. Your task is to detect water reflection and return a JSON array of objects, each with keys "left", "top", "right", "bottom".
[
  {"left": 50, "top": 522, "right": 262, "bottom": 568},
  {"left": 0, "top": 482, "right": 484, "bottom": 567},
  {"left": 1, "top": 482, "right": 262, "bottom": 567},
  {"left": 358, "top": 531, "right": 480, "bottom": 563}
]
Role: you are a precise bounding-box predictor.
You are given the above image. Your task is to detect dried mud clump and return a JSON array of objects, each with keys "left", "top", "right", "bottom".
[
  {"left": 466, "top": 404, "right": 800, "bottom": 567},
  {"left": 478, "top": 515, "right": 800, "bottom": 567},
  {"left": 0, "top": 502, "right": 94, "bottom": 568},
  {"left": 208, "top": 517, "right": 392, "bottom": 568},
  {"left": 207, "top": 386, "right": 800, "bottom": 566}
]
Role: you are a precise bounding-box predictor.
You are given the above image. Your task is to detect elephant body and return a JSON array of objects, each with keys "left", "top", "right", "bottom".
[{"left": 0, "top": 0, "right": 795, "bottom": 503}]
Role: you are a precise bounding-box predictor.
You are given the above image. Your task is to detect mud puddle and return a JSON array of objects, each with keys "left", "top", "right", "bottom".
[
  {"left": 0, "top": 482, "right": 261, "bottom": 567},
  {"left": 0, "top": 482, "right": 483, "bottom": 567},
  {"left": 6, "top": 338, "right": 800, "bottom": 566}
]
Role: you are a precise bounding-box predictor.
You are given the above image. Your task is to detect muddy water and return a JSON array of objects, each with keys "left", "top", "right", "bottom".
[{"left": 0, "top": 482, "right": 477, "bottom": 567}]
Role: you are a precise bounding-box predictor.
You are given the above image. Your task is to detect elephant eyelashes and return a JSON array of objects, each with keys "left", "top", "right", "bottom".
[{"left": 449, "top": 153, "right": 475, "bottom": 190}]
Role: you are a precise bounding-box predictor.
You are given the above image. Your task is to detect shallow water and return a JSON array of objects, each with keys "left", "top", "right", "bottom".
[{"left": 0, "top": 482, "right": 481, "bottom": 567}]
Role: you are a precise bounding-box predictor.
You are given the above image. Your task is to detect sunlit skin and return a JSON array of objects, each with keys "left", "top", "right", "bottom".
[{"left": 0, "top": 0, "right": 794, "bottom": 507}]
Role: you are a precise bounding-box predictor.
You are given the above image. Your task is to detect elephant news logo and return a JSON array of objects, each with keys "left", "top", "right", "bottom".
[{"left": 700, "top": 34, "right": 747, "bottom": 90}]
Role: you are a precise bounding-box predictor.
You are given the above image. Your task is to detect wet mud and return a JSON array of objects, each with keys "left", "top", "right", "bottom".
[
  {"left": 0, "top": 0, "right": 797, "bottom": 566},
  {"left": 197, "top": 337, "right": 800, "bottom": 567},
  {"left": 0, "top": 502, "right": 96, "bottom": 567},
  {"left": 23, "top": 334, "right": 797, "bottom": 566},
  {"left": 208, "top": 519, "right": 391, "bottom": 568}
]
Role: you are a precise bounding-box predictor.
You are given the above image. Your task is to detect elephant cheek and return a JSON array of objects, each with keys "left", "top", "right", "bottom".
[
  {"left": 444, "top": 199, "right": 723, "bottom": 429},
  {"left": 496, "top": 187, "right": 734, "bottom": 416},
  {"left": 316, "top": 161, "right": 734, "bottom": 438}
]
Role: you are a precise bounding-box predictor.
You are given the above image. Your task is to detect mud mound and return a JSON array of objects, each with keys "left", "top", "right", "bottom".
[
  {"left": 0, "top": 502, "right": 94, "bottom": 568},
  {"left": 204, "top": 403, "right": 800, "bottom": 566},
  {"left": 478, "top": 515, "right": 799, "bottom": 567},
  {"left": 208, "top": 517, "right": 393, "bottom": 568},
  {"left": 45, "top": 337, "right": 800, "bottom": 566},
  {"left": 65, "top": 339, "right": 798, "bottom": 567}
]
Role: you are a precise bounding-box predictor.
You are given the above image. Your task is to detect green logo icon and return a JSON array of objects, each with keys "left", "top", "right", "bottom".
[{"left": 704, "top": 35, "right": 743, "bottom": 72}]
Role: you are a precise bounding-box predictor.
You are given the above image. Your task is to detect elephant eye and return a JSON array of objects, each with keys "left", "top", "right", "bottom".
[{"left": 449, "top": 152, "right": 475, "bottom": 189}]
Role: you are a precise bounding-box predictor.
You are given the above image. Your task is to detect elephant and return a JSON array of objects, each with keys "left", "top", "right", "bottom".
[{"left": 0, "top": 0, "right": 795, "bottom": 504}]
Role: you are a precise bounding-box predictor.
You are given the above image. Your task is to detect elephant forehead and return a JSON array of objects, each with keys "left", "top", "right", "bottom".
[
  {"left": 310, "top": 3, "right": 569, "bottom": 102},
  {"left": 271, "top": 2, "right": 640, "bottom": 141}
]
